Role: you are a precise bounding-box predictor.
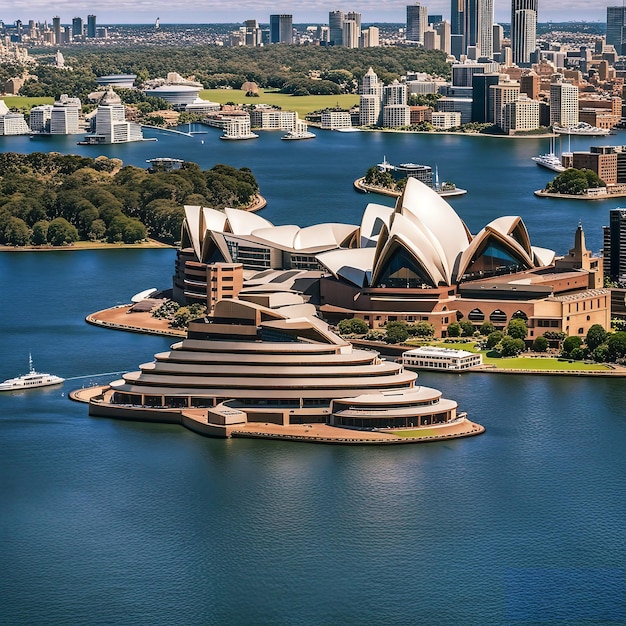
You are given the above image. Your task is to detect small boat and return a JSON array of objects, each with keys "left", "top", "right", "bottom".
[
  {"left": 0, "top": 354, "right": 64, "bottom": 392},
  {"left": 552, "top": 122, "right": 611, "bottom": 136},
  {"left": 281, "top": 130, "right": 316, "bottom": 140}
]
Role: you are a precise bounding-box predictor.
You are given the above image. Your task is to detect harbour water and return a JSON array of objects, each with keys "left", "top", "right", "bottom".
[{"left": 1, "top": 129, "right": 625, "bottom": 624}]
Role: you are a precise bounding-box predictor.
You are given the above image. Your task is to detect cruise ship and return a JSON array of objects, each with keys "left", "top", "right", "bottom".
[{"left": 0, "top": 355, "right": 64, "bottom": 392}]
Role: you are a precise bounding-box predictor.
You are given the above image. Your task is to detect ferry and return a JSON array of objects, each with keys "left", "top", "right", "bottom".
[{"left": 0, "top": 355, "right": 64, "bottom": 392}]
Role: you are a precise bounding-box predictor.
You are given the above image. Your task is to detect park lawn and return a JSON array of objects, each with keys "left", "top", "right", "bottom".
[
  {"left": 200, "top": 88, "right": 359, "bottom": 118},
  {"left": 3, "top": 96, "right": 55, "bottom": 110}
]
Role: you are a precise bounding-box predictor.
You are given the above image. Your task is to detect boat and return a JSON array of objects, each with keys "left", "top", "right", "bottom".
[
  {"left": 281, "top": 130, "right": 316, "bottom": 140},
  {"left": 0, "top": 354, "right": 64, "bottom": 392},
  {"left": 532, "top": 135, "right": 566, "bottom": 172},
  {"left": 552, "top": 122, "right": 611, "bottom": 136}
]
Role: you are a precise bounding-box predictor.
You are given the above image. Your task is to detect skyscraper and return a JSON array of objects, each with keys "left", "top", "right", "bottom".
[
  {"left": 511, "top": 0, "right": 537, "bottom": 66},
  {"left": 607, "top": 6, "right": 626, "bottom": 55},
  {"left": 450, "top": 0, "right": 493, "bottom": 58},
  {"left": 87, "top": 14, "right": 96, "bottom": 38},
  {"left": 270, "top": 14, "right": 293, "bottom": 44},
  {"left": 329, "top": 11, "right": 344, "bottom": 46},
  {"left": 603, "top": 208, "right": 626, "bottom": 283},
  {"left": 72, "top": 17, "right": 83, "bottom": 38},
  {"left": 406, "top": 3, "right": 428, "bottom": 44},
  {"left": 52, "top": 16, "right": 61, "bottom": 45}
]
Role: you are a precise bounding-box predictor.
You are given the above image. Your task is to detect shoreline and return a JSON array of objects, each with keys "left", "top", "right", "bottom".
[
  {"left": 353, "top": 177, "right": 467, "bottom": 198},
  {"left": 534, "top": 189, "right": 626, "bottom": 200}
]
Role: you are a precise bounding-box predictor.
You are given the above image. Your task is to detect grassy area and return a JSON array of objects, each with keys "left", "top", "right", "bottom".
[
  {"left": 200, "top": 88, "right": 359, "bottom": 118},
  {"left": 2, "top": 96, "right": 55, "bottom": 110},
  {"left": 408, "top": 339, "right": 611, "bottom": 371}
]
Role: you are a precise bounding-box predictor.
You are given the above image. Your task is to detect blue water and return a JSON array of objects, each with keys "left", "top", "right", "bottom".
[{"left": 1, "top": 131, "right": 625, "bottom": 624}]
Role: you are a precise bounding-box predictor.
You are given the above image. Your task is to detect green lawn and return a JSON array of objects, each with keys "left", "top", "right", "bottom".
[
  {"left": 2, "top": 96, "right": 55, "bottom": 110},
  {"left": 200, "top": 88, "right": 359, "bottom": 118},
  {"left": 406, "top": 339, "right": 611, "bottom": 371}
]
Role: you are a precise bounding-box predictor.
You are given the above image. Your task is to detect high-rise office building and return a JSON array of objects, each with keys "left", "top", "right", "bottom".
[
  {"left": 436, "top": 20, "right": 452, "bottom": 54},
  {"left": 343, "top": 19, "right": 360, "bottom": 48},
  {"left": 329, "top": 11, "right": 344, "bottom": 46},
  {"left": 87, "top": 14, "right": 96, "bottom": 38},
  {"left": 270, "top": 14, "right": 293, "bottom": 44},
  {"left": 52, "top": 16, "right": 61, "bottom": 45},
  {"left": 549, "top": 74, "right": 578, "bottom": 127},
  {"left": 450, "top": 0, "right": 493, "bottom": 58},
  {"left": 72, "top": 17, "right": 83, "bottom": 38},
  {"left": 604, "top": 208, "right": 626, "bottom": 283},
  {"left": 407, "top": 3, "right": 429, "bottom": 44},
  {"left": 490, "top": 81, "right": 520, "bottom": 129},
  {"left": 607, "top": 6, "right": 626, "bottom": 55},
  {"left": 492, "top": 23, "right": 503, "bottom": 53},
  {"left": 471, "top": 73, "right": 500, "bottom": 122},
  {"left": 511, "top": 0, "right": 537, "bottom": 66}
]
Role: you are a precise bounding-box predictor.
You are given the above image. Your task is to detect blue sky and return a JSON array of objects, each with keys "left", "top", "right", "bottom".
[{"left": 2, "top": 0, "right": 608, "bottom": 27}]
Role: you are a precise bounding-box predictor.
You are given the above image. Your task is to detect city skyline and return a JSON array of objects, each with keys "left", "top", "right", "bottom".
[{"left": 1, "top": 1, "right": 610, "bottom": 28}]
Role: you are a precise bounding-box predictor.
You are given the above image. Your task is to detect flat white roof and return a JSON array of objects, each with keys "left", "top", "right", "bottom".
[{"left": 403, "top": 346, "right": 478, "bottom": 358}]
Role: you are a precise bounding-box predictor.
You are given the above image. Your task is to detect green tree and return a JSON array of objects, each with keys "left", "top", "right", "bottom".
[
  {"left": 3, "top": 216, "right": 31, "bottom": 246},
  {"left": 592, "top": 344, "right": 609, "bottom": 362},
  {"left": 607, "top": 332, "right": 626, "bottom": 361},
  {"left": 507, "top": 318, "right": 528, "bottom": 340},
  {"left": 460, "top": 320, "right": 475, "bottom": 337},
  {"left": 479, "top": 321, "right": 495, "bottom": 336},
  {"left": 446, "top": 321, "right": 461, "bottom": 337},
  {"left": 562, "top": 335, "right": 583, "bottom": 357},
  {"left": 31, "top": 220, "right": 49, "bottom": 245},
  {"left": 532, "top": 335, "right": 549, "bottom": 352},
  {"left": 500, "top": 336, "right": 525, "bottom": 357},
  {"left": 585, "top": 324, "right": 608, "bottom": 351},
  {"left": 409, "top": 321, "right": 435, "bottom": 337},
  {"left": 385, "top": 321, "right": 409, "bottom": 344},
  {"left": 47, "top": 217, "right": 79, "bottom": 246},
  {"left": 88, "top": 219, "right": 107, "bottom": 241},
  {"left": 338, "top": 318, "right": 368, "bottom": 335},
  {"left": 486, "top": 330, "right": 504, "bottom": 349}
]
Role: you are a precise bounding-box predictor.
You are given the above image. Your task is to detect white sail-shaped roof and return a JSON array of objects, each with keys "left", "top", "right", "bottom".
[
  {"left": 201, "top": 207, "right": 228, "bottom": 235},
  {"left": 294, "top": 223, "right": 357, "bottom": 251},
  {"left": 183, "top": 205, "right": 203, "bottom": 259},
  {"left": 360, "top": 203, "right": 394, "bottom": 247},
  {"left": 532, "top": 246, "right": 556, "bottom": 267},
  {"left": 317, "top": 247, "right": 377, "bottom": 288},
  {"left": 400, "top": 177, "right": 471, "bottom": 278},
  {"left": 224, "top": 207, "right": 273, "bottom": 235}
]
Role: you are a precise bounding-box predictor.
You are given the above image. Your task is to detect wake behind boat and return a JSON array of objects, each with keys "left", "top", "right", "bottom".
[{"left": 0, "top": 354, "right": 64, "bottom": 391}]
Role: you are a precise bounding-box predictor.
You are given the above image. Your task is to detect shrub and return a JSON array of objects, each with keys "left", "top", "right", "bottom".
[
  {"left": 446, "top": 321, "right": 461, "bottom": 337},
  {"left": 486, "top": 330, "right": 504, "bottom": 349},
  {"left": 460, "top": 320, "right": 475, "bottom": 337},
  {"left": 500, "top": 336, "right": 525, "bottom": 357},
  {"left": 507, "top": 318, "right": 528, "bottom": 340},
  {"left": 385, "top": 321, "right": 409, "bottom": 344},
  {"left": 479, "top": 321, "right": 495, "bottom": 336},
  {"left": 533, "top": 335, "right": 549, "bottom": 352}
]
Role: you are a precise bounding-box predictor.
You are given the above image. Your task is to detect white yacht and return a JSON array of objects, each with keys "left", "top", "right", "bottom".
[
  {"left": 532, "top": 135, "right": 567, "bottom": 172},
  {"left": 0, "top": 355, "right": 64, "bottom": 392}
]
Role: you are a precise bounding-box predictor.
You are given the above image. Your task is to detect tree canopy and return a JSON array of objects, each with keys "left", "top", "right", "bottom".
[
  {"left": 545, "top": 168, "right": 606, "bottom": 195},
  {"left": 0, "top": 153, "right": 259, "bottom": 247}
]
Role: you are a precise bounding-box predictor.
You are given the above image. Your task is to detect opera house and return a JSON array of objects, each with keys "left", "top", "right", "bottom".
[
  {"left": 88, "top": 291, "right": 484, "bottom": 443},
  {"left": 174, "top": 177, "right": 609, "bottom": 341}
]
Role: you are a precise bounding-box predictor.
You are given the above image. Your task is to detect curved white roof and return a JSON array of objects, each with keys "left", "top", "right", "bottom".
[
  {"left": 184, "top": 205, "right": 202, "bottom": 259},
  {"left": 317, "top": 247, "right": 377, "bottom": 287},
  {"left": 224, "top": 207, "right": 273, "bottom": 235},
  {"left": 202, "top": 207, "right": 228, "bottom": 235},
  {"left": 252, "top": 224, "right": 300, "bottom": 248},
  {"left": 294, "top": 223, "right": 357, "bottom": 251},
  {"left": 372, "top": 212, "right": 448, "bottom": 287},
  {"left": 532, "top": 246, "right": 556, "bottom": 267},
  {"left": 360, "top": 203, "right": 394, "bottom": 247},
  {"left": 400, "top": 177, "right": 471, "bottom": 276}
]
